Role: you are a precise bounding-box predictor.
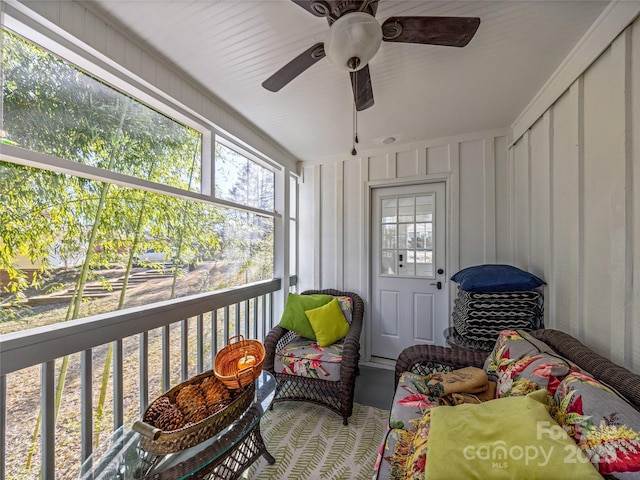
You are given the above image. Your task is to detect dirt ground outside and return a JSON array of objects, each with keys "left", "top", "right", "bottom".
[{"left": 1, "top": 262, "right": 266, "bottom": 479}]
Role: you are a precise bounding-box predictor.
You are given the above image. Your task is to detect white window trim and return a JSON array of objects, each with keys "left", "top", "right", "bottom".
[{"left": 1, "top": 2, "right": 280, "bottom": 218}]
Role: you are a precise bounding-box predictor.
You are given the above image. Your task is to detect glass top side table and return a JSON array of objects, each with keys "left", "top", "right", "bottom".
[{"left": 79, "top": 371, "right": 276, "bottom": 480}]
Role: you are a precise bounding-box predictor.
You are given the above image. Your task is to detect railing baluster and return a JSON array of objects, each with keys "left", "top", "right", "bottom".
[
  {"left": 41, "top": 360, "right": 55, "bottom": 480},
  {"left": 234, "top": 304, "right": 240, "bottom": 337},
  {"left": 181, "top": 319, "right": 188, "bottom": 382},
  {"left": 261, "top": 294, "right": 267, "bottom": 339},
  {"left": 197, "top": 314, "right": 204, "bottom": 374},
  {"left": 223, "top": 307, "right": 229, "bottom": 345},
  {"left": 252, "top": 298, "right": 258, "bottom": 340},
  {"left": 244, "top": 300, "right": 250, "bottom": 338},
  {"left": 140, "top": 332, "right": 149, "bottom": 412},
  {"left": 114, "top": 339, "right": 124, "bottom": 429},
  {"left": 162, "top": 325, "right": 170, "bottom": 391},
  {"left": 80, "top": 349, "right": 93, "bottom": 468},
  {"left": 268, "top": 292, "right": 274, "bottom": 331},
  {"left": 211, "top": 310, "right": 218, "bottom": 366},
  {"left": 1, "top": 373, "right": 6, "bottom": 480}
]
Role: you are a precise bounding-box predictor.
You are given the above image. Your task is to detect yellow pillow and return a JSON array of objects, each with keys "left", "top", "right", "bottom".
[
  {"left": 305, "top": 298, "right": 350, "bottom": 347},
  {"left": 425, "top": 389, "right": 601, "bottom": 480}
]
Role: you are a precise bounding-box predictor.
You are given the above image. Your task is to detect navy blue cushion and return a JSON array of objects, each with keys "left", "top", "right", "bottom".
[{"left": 451, "top": 264, "right": 545, "bottom": 292}]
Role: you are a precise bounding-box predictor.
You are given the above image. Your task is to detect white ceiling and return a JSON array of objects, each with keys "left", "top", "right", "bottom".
[{"left": 87, "top": 0, "right": 610, "bottom": 162}]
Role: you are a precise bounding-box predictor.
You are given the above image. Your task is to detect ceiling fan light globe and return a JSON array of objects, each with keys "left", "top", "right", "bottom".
[{"left": 324, "top": 12, "right": 382, "bottom": 72}]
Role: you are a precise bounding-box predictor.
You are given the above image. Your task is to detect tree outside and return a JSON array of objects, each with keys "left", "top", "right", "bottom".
[{"left": 1, "top": 29, "right": 276, "bottom": 478}]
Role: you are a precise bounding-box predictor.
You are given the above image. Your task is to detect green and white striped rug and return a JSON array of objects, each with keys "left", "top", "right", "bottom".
[{"left": 242, "top": 402, "right": 389, "bottom": 480}]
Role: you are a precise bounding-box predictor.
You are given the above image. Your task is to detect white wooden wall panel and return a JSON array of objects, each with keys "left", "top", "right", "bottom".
[
  {"left": 344, "top": 158, "right": 364, "bottom": 292},
  {"left": 632, "top": 22, "right": 640, "bottom": 370},
  {"left": 529, "top": 114, "right": 551, "bottom": 328},
  {"left": 550, "top": 87, "right": 581, "bottom": 336},
  {"left": 513, "top": 135, "right": 531, "bottom": 271},
  {"left": 397, "top": 150, "right": 420, "bottom": 178},
  {"left": 427, "top": 145, "right": 451, "bottom": 174},
  {"left": 459, "top": 139, "right": 488, "bottom": 268},
  {"left": 495, "top": 136, "right": 512, "bottom": 264},
  {"left": 509, "top": 19, "right": 639, "bottom": 371},
  {"left": 320, "top": 161, "right": 339, "bottom": 289},
  {"left": 483, "top": 139, "right": 497, "bottom": 264},
  {"left": 582, "top": 45, "right": 626, "bottom": 360},
  {"left": 369, "top": 154, "right": 390, "bottom": 181},
  {"left": 297, "top": 165, "right": 319, "bottom": 293}
]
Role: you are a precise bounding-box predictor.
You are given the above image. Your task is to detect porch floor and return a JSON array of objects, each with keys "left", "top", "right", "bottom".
[{"left": 354, "top": 365, "right": 395, "bottom": 410}]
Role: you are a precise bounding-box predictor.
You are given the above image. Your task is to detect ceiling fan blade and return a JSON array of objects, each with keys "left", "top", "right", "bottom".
[
  {"left": 262, "top": 43, "right": 326, "bottom": 92},
  {"left": 382, "top": 16, "right": 480, "bottom": 47},
  {"left": 291, "top": 0, "right": 325, "bottom": 17},
  {"left": 350, "top": 65, "right": 374, "bottom": 111}
]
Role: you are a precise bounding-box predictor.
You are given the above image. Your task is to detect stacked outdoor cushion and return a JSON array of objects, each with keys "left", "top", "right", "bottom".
[{"left": 446, "top": 264, "right": 545, "bottom": 351}]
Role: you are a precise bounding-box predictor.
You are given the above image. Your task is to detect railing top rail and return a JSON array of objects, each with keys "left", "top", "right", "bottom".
[{"left": 0, "top": 278, "right": 281, "bottom": 376}]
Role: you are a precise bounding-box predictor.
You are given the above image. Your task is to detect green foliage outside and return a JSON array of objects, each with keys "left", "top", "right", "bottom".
[
  {"left": 0, "top": 29, "right": 274, "bottom": 322},
  {"left": 0, "top": 29, "right": 275, "bottom": 477}
]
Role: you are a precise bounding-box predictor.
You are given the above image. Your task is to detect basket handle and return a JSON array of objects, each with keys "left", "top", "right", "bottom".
[
  {"left": 228, "top": 334, "right": 246, "bottom": 346},
  {"left": 132, "top": 420, "right": 162, "bottom": 440},
  {"left": 235, "top": 364, "right": 256, "bottom": 388}
]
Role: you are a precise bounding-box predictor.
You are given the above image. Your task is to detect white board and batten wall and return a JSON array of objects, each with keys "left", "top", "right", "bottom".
[
  {"left": 509, "top": 14, "right": 640, "bottom": 372},
  {"left": 299, "top": 7, "right": 640, "bottom": 369},
  {"left": 297, "top": 129, "right": 511, "bottom": 360}
]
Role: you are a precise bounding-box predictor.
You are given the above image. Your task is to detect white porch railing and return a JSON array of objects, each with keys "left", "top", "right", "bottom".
[{"left": 0, "top": 277, "right": 287, "bottom": 479}]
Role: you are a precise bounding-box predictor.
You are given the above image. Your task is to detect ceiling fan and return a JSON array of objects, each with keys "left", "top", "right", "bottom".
[{"left": 262, "top": 0, "right": 480, "bottom": 111}]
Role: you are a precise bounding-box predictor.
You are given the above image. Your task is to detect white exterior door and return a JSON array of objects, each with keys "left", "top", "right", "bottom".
[{"left": 371, "top": 182, "right": 448, "bottom": 360}]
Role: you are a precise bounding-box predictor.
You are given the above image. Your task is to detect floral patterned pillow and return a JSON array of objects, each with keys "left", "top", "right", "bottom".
[
  {"left": 497, "top": 353, "right": 572, "bottom": 397},
  {"left": 388, "top": 410, "right": 432, "bottom": 480},
  {"left": 483, "top": 329, "right": 553, "bottom": 378},
  {"left": 335, "top": 296, "right": 353, "bottom": 324},
  {"left": 550, "top": 370, "right": 640, "bottom": 477},
  {"left": 389, "top": 371, "right": 439, "bottom": 431}
]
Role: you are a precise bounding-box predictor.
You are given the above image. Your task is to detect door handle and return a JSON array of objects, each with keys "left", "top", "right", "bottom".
[{"left": 430, "top": 281, "right": 442, "bottom": 290}]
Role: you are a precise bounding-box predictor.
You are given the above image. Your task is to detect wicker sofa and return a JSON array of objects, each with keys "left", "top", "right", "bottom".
[{"left": 374, "top": 329, "right": 640, "bottom": 479}]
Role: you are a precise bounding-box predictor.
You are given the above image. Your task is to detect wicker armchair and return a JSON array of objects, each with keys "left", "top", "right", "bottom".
[{"left": 264, "top": 289, "right": 364, "bottom": 425}]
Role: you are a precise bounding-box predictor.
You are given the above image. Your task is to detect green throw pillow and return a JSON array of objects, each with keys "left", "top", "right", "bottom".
[
  {"left": 278, "top": 293, "right": 333, "bottom": 339},
  {"left": 425, "top": 389, "right": 601, "bottom": 480},
  {"left": 305, "top": 298, "right": 350, "bottom": 347}
]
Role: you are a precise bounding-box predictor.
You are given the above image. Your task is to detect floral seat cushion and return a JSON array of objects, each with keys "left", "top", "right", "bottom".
[
  {"left": 373, "top": 410, "right": 433, "bottom": 480},
  {"left": 551, "top": 370, "right": 640, "bottom": 477},
  {"left": 389, "top": 371, "right": 439, "bottom": 431},
  {"left": 274, "top": 336, "right": 344, "bottom": 381}
]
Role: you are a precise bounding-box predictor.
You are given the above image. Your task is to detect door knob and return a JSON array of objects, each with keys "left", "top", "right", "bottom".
[{"left": 430, "top": 281, "right": 442, "bottom": 290}]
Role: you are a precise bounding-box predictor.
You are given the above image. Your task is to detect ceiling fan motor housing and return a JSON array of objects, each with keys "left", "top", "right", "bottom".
[{"left": 324, "top": 12, "right": 382, "bottom": 72}]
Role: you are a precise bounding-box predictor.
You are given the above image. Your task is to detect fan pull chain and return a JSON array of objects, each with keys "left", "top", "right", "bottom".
[
  {"left": 352, "top": 103, "right": 358, "bottom": 156},
  {"left": 352, "top": 74, "right": 358, "bottom": 156}
]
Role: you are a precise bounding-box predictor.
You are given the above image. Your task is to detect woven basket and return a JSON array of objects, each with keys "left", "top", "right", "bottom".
[
  {"left": 214, "top": 335, "right": 265, "bottom": 390},
  {"left": 132, "top": 369, "right": 254, "bottom": 454}
]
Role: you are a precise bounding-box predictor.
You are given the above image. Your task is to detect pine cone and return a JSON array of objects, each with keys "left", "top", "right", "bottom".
[
  {"left": 176, "top": 385, "right": 206, "bottom": 409},
  {"left": 200, "top": 376, "right": 231, "bottom": 414},
  {"left": 143, "top": 396, "right": 172, "bottom": 425},
  {"left": 183, "top": 405, "right": 210, "bottom": 425},
  {"left": 175, "top": 384, "right": 209, "bottom": 424},
  {"left": 155, "top": 405, "right": 185, "bottom": 431}
]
